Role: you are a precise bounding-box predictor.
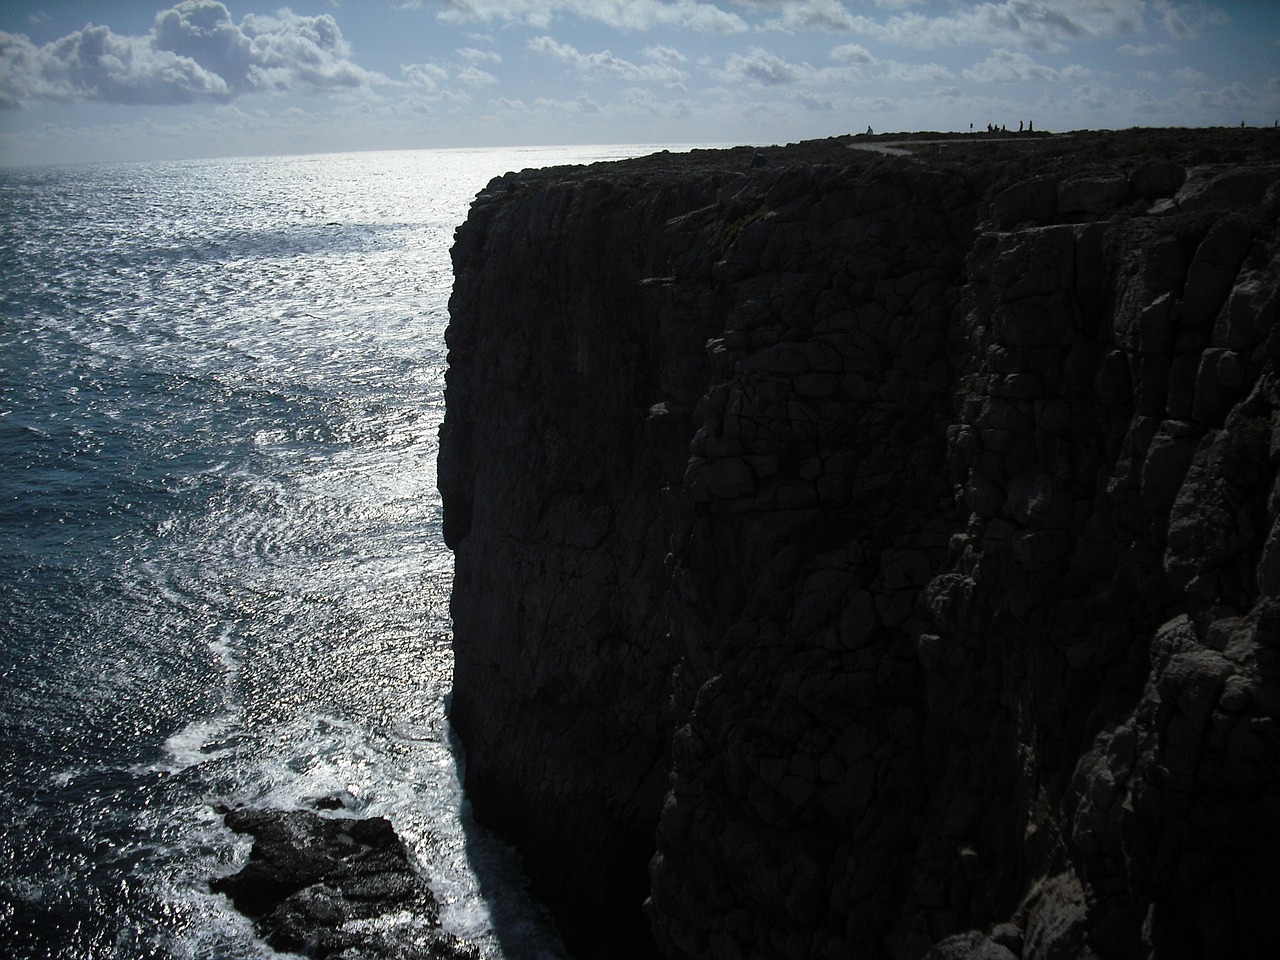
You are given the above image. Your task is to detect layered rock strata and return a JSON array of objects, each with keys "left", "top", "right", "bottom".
[{"left": 440, "top": 132, "right": 1280, "bottom": 959}]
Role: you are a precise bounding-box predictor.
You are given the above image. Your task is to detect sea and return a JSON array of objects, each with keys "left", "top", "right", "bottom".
[{"left": 0, "top": 144, "right": 687, "bottom": 960}]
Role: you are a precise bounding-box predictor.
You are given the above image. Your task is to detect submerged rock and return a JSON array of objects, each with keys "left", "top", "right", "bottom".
[{"left": 211, "top": 806, "right": 476, "bottom": 960}]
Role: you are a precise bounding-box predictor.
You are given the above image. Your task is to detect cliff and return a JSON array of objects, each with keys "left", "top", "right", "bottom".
[{"left": 439, "top": 130, "right": 1280, "bottom": 960}]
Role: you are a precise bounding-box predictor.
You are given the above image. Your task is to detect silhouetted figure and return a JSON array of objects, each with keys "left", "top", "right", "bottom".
[
  {"left": 1028, "top": 120, "right": 1034, "bottom": 132},
  {"left": 1019, "top": 120, "right": 1024, "bottom": 132},
  {"left": 866, "top": 125, "right": 873, "bottom": 135}
]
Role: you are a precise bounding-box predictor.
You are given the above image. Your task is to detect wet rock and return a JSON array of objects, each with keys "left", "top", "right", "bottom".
[{"left": 210, "top": 807, "right": 476, "bottom": 960}]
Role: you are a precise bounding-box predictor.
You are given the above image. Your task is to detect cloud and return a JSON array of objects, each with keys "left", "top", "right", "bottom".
[
  {"left": 237, "top": 8, "right": 381, "bottom": 91},
  {"left": 1172, "top": 66, "right": 1207, "bottom": 85},
  {"left": 532, "top": 93, "right": 601, "bottom": 114},
  {"left": 528, "top": 35, "right": 688, "bottom": 83},
  {"left": 402, "top": 62, "right": 449, "bottom": 91},
  {"left": 719, "top": 47, "right": 808, "bottom": 85},
  {"left": 645, "top": 44, "right": 688, "bottom": 65},
  {"left": 1155, "top": 1, "right": 1231, "bottom": 41},
  {"left": 732, "top": 0, "right": 860, "bottom": 32},
  {"left": 846, "top": 0, "right": 1145, "bottom": 53},
  {"left": 794, "top": 90, "right": 834, "bottom": 111},
  {"left": 0, "top": 1, "right": 382, "bottom": 108},
  {"left": 1161, "top": 7, "right": 1195, "bottom": 41},
  {"left": 830, "top": 42, "right": 877, "bottom": 64},
  {"left": 457, "top": 66, "right": 498, "bottom": 87},
  {"left": 1070, "top": 80, "right": 1113, "bottom": 111},
  {"left": 152, "top": 2, "right": 255, "bottom": 86},
  {"left": 962, "top": 49, "right": 1062, "bottom": 83},
  {"left": 1118, "top": 42, "right": 1175, "bottom": 57},
  {"left": 0, "top": 23, "right": 233, "bottom": 107},
  {"left": 881, "top": 60, "right": 954, "bottom": 83},
  {"left": 487, "top": 96, "right": 529, "bottom": 114},
  {"left": 1192, "top": 81, "right": 1254, "bottom": 115},
  {"left": 620, "top": 85, "right": 695, "bottom": 120},
  {"left": 457, "top": 47, "right": 503, "bottom": 63},
  {"left": 438, "top": 0, "right": 749, "bottom": 33}
]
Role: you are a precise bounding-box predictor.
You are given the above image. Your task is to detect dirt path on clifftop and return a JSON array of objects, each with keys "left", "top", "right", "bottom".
[{"left": 849, "top": 137, "right": 1033, "bottom": 156}]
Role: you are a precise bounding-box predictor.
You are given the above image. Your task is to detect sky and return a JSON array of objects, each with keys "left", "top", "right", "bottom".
[{"left": 1, "top": 0, "right": 1278, "bottom": 166}]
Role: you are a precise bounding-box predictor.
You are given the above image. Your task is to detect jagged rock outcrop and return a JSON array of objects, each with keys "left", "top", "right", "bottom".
[
  {"left": 439, "top": 131, "right": 1280, "bottom": 960},
  {"left": 211, "top": 805, "right": 475, "bottom": 959}
]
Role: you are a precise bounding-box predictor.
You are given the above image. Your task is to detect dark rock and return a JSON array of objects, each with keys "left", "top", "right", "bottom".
[
  {"left": 210, "top": 807, "right": 475, "bottom": 960},
  {"left": 993, "top": 175, "right": 1058, "bottom": 228},
  {"left": 1183, "top": 214, "right": 1258, "bottom": 327},
  {"left": 923, "top": 931, "right": 1019, "bottom": 960},
  {"left": 1129, "top": 160, "right": 1186, "bottom": 201},
  {"left": 1175, "top": 164, "right": 1280, "bottom": 211},
  {"left": 1058, "top": 170, "right": 1130, "bottom": 217},
  {"left": 440, "top": 129, "right": 1280, "bottom": 960}
]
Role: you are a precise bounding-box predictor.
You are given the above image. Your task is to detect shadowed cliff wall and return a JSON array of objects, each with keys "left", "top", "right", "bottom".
[{"left": 440, "top": 134, "right": 1280, "bottom": 960}]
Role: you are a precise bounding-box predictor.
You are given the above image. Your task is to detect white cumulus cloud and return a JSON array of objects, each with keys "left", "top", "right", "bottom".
[
  {"left": 457, "top": 65, "right": 498, "bottom": 86},
  {"left": 645, "top": 44, "right": 689, "bottom": 65},
  {"left": 439, "top": 0, "right": 749, "bottom": 33},
  {"left": 962, "top": 49, "right": 1063, "bottom": 83},
  {"left": 402, "top": 62, "right": 449, "bottom": 90},
  {"left": 830, "top": 42, "right": 877, "bottom": 64},
  {"left": 719, "top": 47, "right": 809, "bottom": 85},
  {"left": 457, "top": 47, "right": 503, "bottom": 63},
  {"left": 881, "top": 60, "right": 954, "bottom": 82},
  {"left": 0, "top": 23, "right": 232, "bottom": 106},
  {"left": 732, "top": 0, "right": 860, "bottom": 32},
  {"left": 0, "top": 1, "right": 383, "bottom": 108},
  {"left": 845, "top": 0, "right": 1146, "bottom": 53},
  {"left": 528, "top": 35, "right": 688, "bottom": 83}
]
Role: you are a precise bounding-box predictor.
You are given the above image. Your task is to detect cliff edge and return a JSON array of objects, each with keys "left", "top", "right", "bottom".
[{"left": 439, "top": 129, "right": 1280, "bottom": 960}]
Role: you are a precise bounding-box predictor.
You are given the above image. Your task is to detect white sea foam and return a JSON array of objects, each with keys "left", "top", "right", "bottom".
[{"left": 156, "top": 717, "right": 239, "bottom": 773}]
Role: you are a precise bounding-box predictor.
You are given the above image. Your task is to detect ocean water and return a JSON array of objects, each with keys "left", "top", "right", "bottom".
[{"left": 0, "top": 144, "right": 679, "bottom": 960}]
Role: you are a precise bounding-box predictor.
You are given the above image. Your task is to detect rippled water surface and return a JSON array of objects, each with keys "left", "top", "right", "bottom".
[{"left": 0, "top": 145, "right": 675, "bottom": 959}]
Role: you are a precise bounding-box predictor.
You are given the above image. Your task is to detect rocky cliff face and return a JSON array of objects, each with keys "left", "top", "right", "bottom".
[{"left": 439, "top": 132, "right": 1280, "bottom": 960}]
